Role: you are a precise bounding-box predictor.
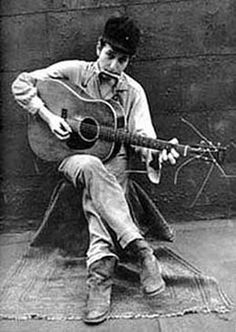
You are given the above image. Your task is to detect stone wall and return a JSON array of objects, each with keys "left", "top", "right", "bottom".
[{"left": 1, "top": 0, "right": 236, "bottom": 230}]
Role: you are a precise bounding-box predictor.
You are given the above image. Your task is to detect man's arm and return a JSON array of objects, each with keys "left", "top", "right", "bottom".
[{"left": 11, "top": 61, "right": 83, "bottom": 139}]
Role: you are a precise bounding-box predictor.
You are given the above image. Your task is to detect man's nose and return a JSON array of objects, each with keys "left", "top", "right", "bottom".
[{"left": 109, "top": 58, "right": 119, "bottom": 71}]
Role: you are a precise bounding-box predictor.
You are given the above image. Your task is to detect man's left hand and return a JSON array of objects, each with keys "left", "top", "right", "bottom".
[
  {"left": 158, "top": 137, "right": 180, "bottom": 165},
  {"left": 146, "top": 137, "right": 180, "bottom": 184}
]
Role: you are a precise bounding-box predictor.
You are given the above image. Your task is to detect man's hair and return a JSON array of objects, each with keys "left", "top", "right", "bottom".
[{"left": 101, "top": 16, "right": 140, "bottom": 56}]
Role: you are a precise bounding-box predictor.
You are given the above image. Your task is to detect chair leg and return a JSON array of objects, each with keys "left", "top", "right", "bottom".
[{"left": 30, "top": 179, "right": 68, "bottom": 247}]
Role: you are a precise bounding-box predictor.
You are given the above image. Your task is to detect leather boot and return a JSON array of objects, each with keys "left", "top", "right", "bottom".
[
  {"left": 83, "top": 256, "right": 116, "bottom": 324},
  {"left": 128, "top": 239, "right": 165, "bottom": 296}
]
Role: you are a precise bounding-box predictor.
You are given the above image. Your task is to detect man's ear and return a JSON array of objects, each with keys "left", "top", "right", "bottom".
[{"left": 96, "top": 37, "right": 102, "bottom": 57}]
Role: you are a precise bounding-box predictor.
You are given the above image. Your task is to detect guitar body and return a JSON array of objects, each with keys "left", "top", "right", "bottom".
[{"left": 28, "top": 79, "right": 125, "bottom": 162}]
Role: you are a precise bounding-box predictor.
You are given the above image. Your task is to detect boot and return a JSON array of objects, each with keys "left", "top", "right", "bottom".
[
  {"left": 128, "top": 239, "right": 165, "bottom": 296},
  {"left": 83, "top": 256, "right": 116, "bottom": 324}
]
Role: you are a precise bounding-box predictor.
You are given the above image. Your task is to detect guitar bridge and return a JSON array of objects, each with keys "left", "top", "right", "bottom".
[{"left": 61, "top": 108, "right": 68, "bottom": 120}]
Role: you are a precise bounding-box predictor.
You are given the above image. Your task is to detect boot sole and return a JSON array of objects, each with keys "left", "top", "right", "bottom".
[
  {"left": 83, "top": 309, "right": 110, "bottom": 325},
  {"left": 144, "top": 281, "right": 166, "bottom": 297}
]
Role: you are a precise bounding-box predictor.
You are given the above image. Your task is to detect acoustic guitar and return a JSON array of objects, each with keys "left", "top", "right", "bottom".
[{"left": 28, "top": 78, "right": 226, "bottom": 163}]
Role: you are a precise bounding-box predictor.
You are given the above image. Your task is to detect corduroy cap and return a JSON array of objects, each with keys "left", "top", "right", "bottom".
[{"left": 102, "top": 16, "right": 140, "bottom": 55}]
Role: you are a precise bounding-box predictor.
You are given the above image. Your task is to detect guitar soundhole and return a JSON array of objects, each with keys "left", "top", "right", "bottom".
[
  {"left": 66, "top": 117, "right": 98, "bottom": 150},
  {"left": 79, "top": 117, "right": 99, "bottom": 142}
]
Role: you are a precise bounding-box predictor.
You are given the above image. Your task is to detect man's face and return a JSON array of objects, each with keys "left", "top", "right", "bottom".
[{"left": 97, "top": 43, "right": 130, "bottom": 78}]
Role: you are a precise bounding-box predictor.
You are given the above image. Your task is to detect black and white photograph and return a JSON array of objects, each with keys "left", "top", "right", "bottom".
[{"left": 0, "top": 0, "right": 236, "bottom": 331}]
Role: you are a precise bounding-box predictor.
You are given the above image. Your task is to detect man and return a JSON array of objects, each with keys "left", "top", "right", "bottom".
[{"left": 12, "top": 16, "right": 179, "bottom": 324}]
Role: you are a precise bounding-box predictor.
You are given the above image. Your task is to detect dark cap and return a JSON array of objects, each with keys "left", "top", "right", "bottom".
[{"left": 102, "top": 16, "right": 140, "bottom": 56}]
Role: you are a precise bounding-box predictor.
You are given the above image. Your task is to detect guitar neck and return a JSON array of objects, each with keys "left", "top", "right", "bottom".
[{"left": 98, "top": 127, "right": 201, "bottom": 156}]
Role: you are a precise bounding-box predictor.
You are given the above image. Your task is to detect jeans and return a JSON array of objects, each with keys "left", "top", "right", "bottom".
[{"left": 58, "top": 153, "right": 143, "bottom": 267}]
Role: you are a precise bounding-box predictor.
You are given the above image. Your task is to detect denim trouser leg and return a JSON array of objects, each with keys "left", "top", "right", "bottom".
[{"left": 58, "top": 154, "right": 143, "bottom": 267}]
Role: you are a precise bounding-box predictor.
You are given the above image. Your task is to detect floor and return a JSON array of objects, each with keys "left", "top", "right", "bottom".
[{"left": 0, "top": 218, "right": 235, "bottom": 332}]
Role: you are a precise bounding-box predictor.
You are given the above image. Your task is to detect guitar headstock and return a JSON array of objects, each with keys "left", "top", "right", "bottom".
[{"left": 190, "top": 141, "right": 227, "bottom": 164}]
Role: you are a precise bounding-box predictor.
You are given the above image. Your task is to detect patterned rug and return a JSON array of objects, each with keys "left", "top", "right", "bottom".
[{"left": 0, "top": 246, "right": 232, "bottom": 320}]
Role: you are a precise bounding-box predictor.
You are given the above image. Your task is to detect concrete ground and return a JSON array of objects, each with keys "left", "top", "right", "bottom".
[{"left": 0, "top": 218, "right": 235, "bottom": 332}]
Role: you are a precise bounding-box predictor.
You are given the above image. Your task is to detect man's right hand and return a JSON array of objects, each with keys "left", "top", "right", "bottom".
[{"left": 38, "top": 106, "right": 72, "bottom": 140}]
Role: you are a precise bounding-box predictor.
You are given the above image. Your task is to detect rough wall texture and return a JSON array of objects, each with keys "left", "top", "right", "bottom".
[{"left": 1, "top": 0, "right": 236, "bottom": 230}]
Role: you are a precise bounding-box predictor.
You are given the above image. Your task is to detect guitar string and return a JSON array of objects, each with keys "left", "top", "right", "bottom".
[
  {"left": 70, "top": 118, "right": 215, "bottom": 157},
  {"left": 74, "top": 119, "right": 158, "bottom": 148}
]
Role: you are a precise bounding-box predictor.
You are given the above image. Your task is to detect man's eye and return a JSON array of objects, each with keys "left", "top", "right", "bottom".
[
  {"left": 119, "top": 57, "right": 128, "bottom": 63},
  {"left": 107, "top": 53, "right": 115, "bottom": 59}
]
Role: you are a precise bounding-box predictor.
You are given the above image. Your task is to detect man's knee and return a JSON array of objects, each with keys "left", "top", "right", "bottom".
[
  {"left": 59, "top": 154, "right": 104, "bottom": 186},
  {"left": 78, "top": 155, "right": 103, "bottom": 171}
]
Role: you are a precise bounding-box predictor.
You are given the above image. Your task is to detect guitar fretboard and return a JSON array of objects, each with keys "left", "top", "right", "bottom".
[{"left": 77, "top": 119, "right": 194, "bottom": 156}]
